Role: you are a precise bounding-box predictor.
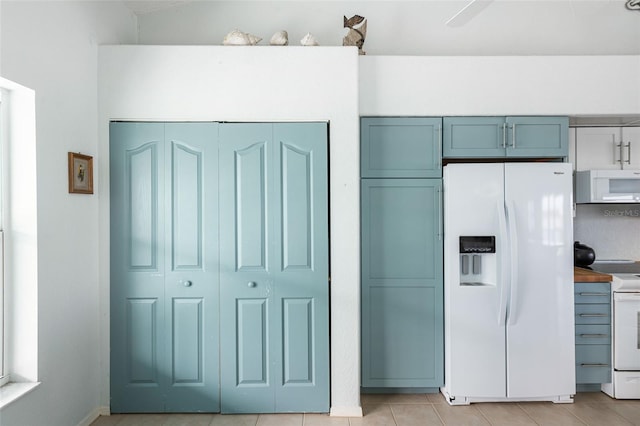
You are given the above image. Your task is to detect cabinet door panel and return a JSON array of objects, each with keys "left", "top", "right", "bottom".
[
  {"left": 575, "top": 127, "right": 620, "bottom": 171},
  {"left": 362, "top": 180, "right": 441, "bottom": 286},
  {"left": 507, "top": 116, "right": 568, "bottom": 158},
  {"left": 367, "top": 287, "right": 440, "bottom": 385},
  {"left": 361, "top": 179, "right": 443, "bottom": 388},
  {"left": 443, "top": 117, "right": 505, "bottom": 158},
  {"left": 622, "top": 127, "right": 640, "bottom": 170},
  {"left": 361, "top": 117, "right": 441, "bottom": 178}
]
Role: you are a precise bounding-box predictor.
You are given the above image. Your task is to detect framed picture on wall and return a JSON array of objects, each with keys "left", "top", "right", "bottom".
[{"left": 68, "top": 152, "right": 94, "bottom": 194}]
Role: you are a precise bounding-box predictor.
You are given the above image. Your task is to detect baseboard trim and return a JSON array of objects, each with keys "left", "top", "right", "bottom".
[
  {"left": 77, "top": 406, "right": 110, "bottom": 426},
  {"left": 330, "top": 406, "right": 363, "bottom": 417}
]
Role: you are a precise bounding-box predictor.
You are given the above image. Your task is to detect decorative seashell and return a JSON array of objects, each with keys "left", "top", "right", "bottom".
[
  {"left": 247, "top": 32, "right": 262, "bottom": 45},
  {"left": 222, "top": 29, "right": 262, "bottom": 46},
  {"left": 270, "top": 30, "right": 289, "bottom": 46},
  {"left": 300, "top": 33, "right": 319, "bottom": 46}
]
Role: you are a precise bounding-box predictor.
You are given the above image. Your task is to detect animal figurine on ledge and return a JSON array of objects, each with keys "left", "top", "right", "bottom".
[{"left": 343, "top": 14, "right": 367, "bottom": 55}]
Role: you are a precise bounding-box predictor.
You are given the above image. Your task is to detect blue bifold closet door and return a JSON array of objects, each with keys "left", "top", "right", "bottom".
[
  {"left": 219, "top": 123, "right": 329, "bottom": 413},
  {"left": 110, "top": 122, "right": 329, "bottom": 413},
  {"left": 110, "top": 122, "right": 220, "bottom": 413}
]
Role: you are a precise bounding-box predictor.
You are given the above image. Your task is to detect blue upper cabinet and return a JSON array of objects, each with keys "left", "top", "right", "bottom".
[
  {"left": 443, "top": 116, "right": 568, "bottom": 159},
  {"left": 361, "top": 117, "right": 442, "bottom": 178}
]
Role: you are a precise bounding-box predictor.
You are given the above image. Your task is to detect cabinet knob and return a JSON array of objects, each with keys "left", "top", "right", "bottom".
[
  {"left": 182, "top": 280, "right": 192, "bottom": 287},
  {"left": 247, "top": 281, "right": 257, "bottom": 288}
]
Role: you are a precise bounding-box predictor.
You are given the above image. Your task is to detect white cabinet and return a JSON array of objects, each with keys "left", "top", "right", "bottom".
[{"left": 574, "top": 127, "right": 640, "bottom": 171}]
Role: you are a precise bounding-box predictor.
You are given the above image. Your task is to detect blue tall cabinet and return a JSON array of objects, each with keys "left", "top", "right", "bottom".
[{"left": 360, "top": 117, "right": 444, "bottom": 390}]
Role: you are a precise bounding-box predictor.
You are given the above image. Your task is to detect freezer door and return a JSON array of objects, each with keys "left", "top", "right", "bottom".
[
  {"left": 504, "top": 163, "right": 576, "bottom": 398},
  {"left": 444, "top": 163, "right": 507, "bottom": 398}
]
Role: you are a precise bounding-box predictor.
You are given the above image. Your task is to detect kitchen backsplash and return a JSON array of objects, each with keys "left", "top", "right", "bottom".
[{"left": 574, "top": 204, "right": 640, "bottom": 262}]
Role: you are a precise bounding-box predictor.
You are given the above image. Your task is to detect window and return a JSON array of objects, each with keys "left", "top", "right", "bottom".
[{"left": 0, "top": 79, "right": 39, "bottom": 407}]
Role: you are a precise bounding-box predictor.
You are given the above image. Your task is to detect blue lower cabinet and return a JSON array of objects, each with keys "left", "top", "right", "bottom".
[
  {"left": 574, "top": 282, "right": 612, "bottom": 386},
  {"left": 575, "top": 345, "right": 612, "bottom": 384},
  {"left": 361, "top": 179, "right": 444, "bottom": 389}
]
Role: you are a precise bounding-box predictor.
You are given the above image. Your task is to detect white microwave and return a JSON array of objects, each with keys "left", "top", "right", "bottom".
[{"left": 576, "top": 170, "right": 640, "bottom": 203}]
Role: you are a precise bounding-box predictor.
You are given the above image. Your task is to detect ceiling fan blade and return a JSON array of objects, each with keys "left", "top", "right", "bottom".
[{"left": 446, "top": 0, "right": 494, "bottom": 27}]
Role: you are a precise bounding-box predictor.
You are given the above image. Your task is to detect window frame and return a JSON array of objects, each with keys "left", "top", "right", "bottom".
[{"left": 0, "top": 89, "right": 7, "bottom": 387}]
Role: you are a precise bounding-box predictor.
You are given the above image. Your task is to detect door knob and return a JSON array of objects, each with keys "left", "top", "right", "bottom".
[
  {"left": 182, "top": 280, "right": 192, "bottom": 287},
  {"left": 247, "top": 281, "right": 257, "bottom": 288}
]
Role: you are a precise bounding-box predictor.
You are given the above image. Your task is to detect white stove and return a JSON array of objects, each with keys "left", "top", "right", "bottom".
[
  {"left": 611, "top": 273, "right": 640, "bottom": 291},
  {"left": 591, "top": 262, "right": 640, "bottom": 399}
]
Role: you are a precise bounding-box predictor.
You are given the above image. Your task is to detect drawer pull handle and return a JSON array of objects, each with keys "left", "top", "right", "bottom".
[
  {"left": 580, "top": 363, "right": 610, "bottom": 367},
  {"left": 579, "top": 313, "right": 608, "bottom": 317},
  {"left": 578, "top": 292, "right": 609, "bottom": 296},
  {"left": 579, "top": 334, "right": 608, "bottom": 338}
]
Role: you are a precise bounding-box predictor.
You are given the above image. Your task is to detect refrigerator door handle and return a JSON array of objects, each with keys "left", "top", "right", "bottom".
[
  {"left": 497, "top": 200, "right": 510, "bottom": 326},
  {"left": 506, "top": 200, "right": 519, "bottom": 325}
]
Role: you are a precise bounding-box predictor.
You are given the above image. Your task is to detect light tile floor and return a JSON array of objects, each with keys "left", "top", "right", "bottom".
[{"left": 91, "top": 392, "right": 640, "bottom": 426}]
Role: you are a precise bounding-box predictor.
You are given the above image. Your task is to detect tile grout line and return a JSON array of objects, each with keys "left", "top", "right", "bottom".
[
  {"left": 387, "top": 403, "right": 399, "bottom": 426},
  {"left": 514, "top": 402, "right": 543, "bottom": 426},
  {"left": 474, "top": 404, "right": 494, "bottom": 426},
  {"left": 430, "top": 402, "right": 447, "bottom": 426}
]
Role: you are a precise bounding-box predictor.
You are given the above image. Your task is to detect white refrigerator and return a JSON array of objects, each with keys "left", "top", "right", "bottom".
[{"left": 441, "top": 163, "right": 576, "bottom": 405}]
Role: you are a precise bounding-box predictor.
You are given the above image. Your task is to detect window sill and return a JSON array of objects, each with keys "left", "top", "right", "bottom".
[{"left": 0, "top": 382, "right": 41, "bottom": 410}]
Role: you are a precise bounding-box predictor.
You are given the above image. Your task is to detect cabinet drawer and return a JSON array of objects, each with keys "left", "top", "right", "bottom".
[
  {"left": 575, "top": 282, "right": 610, "bottom": 304},
  {"left": 575, "top": 303, "right": 611, "bottom": 325},
  {"left": 575, "top": 344, "right": 611, "bottom": 384},
  {"left": 575, "top": 324, "right": 611, "bottom": 345}
]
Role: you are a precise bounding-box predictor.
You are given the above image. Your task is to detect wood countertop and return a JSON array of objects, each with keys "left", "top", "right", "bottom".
[{"left": 574, "top": 267, "right": 612, "bottom": 283}]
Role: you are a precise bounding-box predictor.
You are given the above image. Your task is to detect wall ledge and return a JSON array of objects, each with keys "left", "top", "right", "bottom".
[{"left": 0, "top": 382, "right": 40, "bottom": 410}]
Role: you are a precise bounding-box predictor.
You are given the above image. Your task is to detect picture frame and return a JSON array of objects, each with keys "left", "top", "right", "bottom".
[{"left": 68, "top": 152, "right": 94, "bottom": 194}]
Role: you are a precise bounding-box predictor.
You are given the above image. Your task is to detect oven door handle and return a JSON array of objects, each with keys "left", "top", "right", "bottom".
[{"left": 614, "top": 292, "right": 640, "bottom": 302}]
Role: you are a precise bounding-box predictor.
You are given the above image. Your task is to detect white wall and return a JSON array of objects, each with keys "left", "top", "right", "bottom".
[
  {"left": 359, "top": 55, "right": 640, "bottom": 116},
  {"left": 0, "top": 2, "right": 137, "bottom": 425},
  {"left": 98, "top": 45, "right": 362, "bottom": 416},
  {"left": 136, "top": 0, "right": 640, "bottom": 56}
]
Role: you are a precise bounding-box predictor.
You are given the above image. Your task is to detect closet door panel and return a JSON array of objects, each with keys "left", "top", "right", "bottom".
[
  {"left": 219, "top": 123, "right": 275, "bottom": 413},
  {"left": 164, "top": 123, "right": 219, "bottom": 412},
  {"left": 111, "top": 122, "right": 167, "bottom": 413}
]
